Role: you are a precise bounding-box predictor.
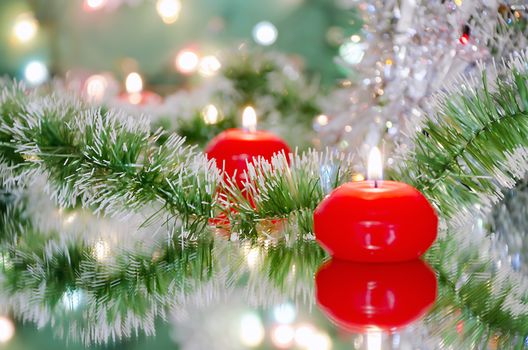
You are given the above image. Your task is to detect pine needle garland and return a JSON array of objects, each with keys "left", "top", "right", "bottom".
[{"left": 396, "top": 53, "right": 528, "bottom": 220}]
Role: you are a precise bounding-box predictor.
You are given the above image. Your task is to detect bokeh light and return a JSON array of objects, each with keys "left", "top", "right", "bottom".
[
  {"left": 156, "top": 0, "right": 182, "bottom": 24},
  {"left": 0, "top": 317, "right": 15, "bottom": 343},
  {"left": 125, "top": 72, "right": 143, "bottom": 93},
  {"left": 175, "top": 50, "right": 200, "bottom": 74},
  {"left": 273, "top": 303, "right": 296, "bottom": 324},
  {"left": 239, "top": 313, "right": 265, "bottom": 347},
  {"left": 198, "top": 55, "right": 222, "bottom": 76},
  {"left": 85, "top": 74, "right": 108, "bottom": 102},
  {"left": 271, "top": 325, "right": 295, "bottom": 348},
  {"left": 202, "top": 104, "right": 220, "bottom": 124},
  {"left": 12, "top": 13, "right": 38, "bottom": 43},
  {"left": 24, "top": 61, "right": 48, "bottom": 86},
  {"left": 294, "top": 324, "right": 317, "bottom": 348},
  {"left": 252, "top": 21, "right": 278, "bottom": 46},
  {"left": 84, "top": 0, "right": 107, "bottom": 11}
]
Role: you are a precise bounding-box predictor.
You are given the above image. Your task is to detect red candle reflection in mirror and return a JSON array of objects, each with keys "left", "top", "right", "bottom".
[{"left": 315, "top": 259, "right": 437, "bottom": 332}]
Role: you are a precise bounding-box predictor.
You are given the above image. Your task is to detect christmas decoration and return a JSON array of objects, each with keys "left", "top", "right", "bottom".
[
  {"left": 315, "top": 259, "right": 437, "bottom": 332},
  {"left": 318, "top": 0, "right": 528, "bottom": 158},
  {"left": 2, "top": 189, "right": 528, "bottom": 348},
  {"left": 154, "top": 50, "right": 323, "bottom": 148},
  {"left": 205, "top": 106, "right": 290, "bottom": 185},
  {"left": 0, "top": 51, "right": 527, "bottom": 240},
  {"left": 314, "top": 147, "right": 438, "bottom": 262}
]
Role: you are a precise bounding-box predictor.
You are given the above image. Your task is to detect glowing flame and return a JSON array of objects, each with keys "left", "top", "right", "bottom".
[
  {"left": 125, "top": 72, "right": 143, "bottom": 94},
  {"left": 367, "top": 147, "right": 383, "bottom": 181},
  {"left": 242, "top": 106, "right": 257, "bottom": 132}
]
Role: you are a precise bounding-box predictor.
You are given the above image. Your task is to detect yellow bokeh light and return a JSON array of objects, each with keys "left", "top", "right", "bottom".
[{"left": 156, "top": 0, "right": 182, "bottom": 24}]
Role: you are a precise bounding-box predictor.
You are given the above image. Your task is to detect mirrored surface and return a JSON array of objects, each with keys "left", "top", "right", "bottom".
[{"left": 1, "top": 185, "right": 528, "bottom": 350}]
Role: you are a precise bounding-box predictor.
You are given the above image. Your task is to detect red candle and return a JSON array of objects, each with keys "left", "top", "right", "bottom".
[
  {"left": 314, "top": 148, "right": 438, "bottom": 262},
  {"left": 205, "top": 106, "right": 290, "bottom": 184},
  {"left": 315, "top": 259, "right": 437, "bottom": 332}
]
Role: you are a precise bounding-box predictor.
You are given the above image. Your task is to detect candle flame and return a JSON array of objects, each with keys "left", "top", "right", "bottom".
[
  {"left": 125, "top": 72, "right": 143, "bottom": 94},
  {"left": 367, "top": 147, "right": 383, "bottom": 181},
  {"left": 242, "top": 106, "right": 257, "bottom": 132}
]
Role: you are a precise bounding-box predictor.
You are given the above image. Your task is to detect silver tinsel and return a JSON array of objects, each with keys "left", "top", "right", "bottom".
[{"left": 318, "top": 0, "right": 528, "bottom": 157}]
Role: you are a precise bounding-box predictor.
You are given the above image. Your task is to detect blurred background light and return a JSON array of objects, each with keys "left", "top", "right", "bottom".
[
  {"left": 239, "top": 313, "right": 265, "bottom": 347},
  {"left": 156, "top": 0, "right": 182, "bottom": 24},
  {"left": 252, "top": 21, "right": 278, "bottom": 46},
  {"left": 271, "top": 325, "right": 295, "bottom": 348},
  {"left": 24, "top": 60, "right": 48, "bottom": 85},
  {"left": 175, "top": 49, "right": 200, "bottom": 74},
  {"left": 273, "top": 303, "right": 296, "bottom": 324},
  {"left": 12, "top": 13, "right": 38, "bottom": 43},
  {"left": 0, "top": 317, "right": 15, "bottom": 343}
]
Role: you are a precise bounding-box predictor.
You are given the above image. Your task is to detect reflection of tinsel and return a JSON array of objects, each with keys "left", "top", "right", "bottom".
[
  {"left": 319, "top": 0, "right": 528, "bottom": 159},
  {"left": 491, "top": 178, "right": 528, "bottom": 275}
]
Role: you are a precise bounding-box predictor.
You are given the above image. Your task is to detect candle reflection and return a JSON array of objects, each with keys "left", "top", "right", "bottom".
[{"left": 315, "top": 259, "right": 437, "bottom": 338}]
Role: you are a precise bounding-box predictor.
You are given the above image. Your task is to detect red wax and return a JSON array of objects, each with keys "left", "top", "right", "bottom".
[
  {"left": 314, "top": 180, "right": 438, "bottom": 262},
  {"left": 205, "top": 129, "right": 290, "bottom": 184},
  {"left": 118, "top": 91, "right": 161, "bottom": 106},
  {"left": 315, "top": 259, "right": 437, "bottom": 332}
]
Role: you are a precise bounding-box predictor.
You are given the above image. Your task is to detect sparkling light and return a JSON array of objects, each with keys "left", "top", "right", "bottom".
[
  {"left": 271, "top": 325, "right": 295, "bottom": 348},
  {"left": 24, "top": 61, "right": 48, "bottom": 86},
  {"left": 202, "top": 104, "right": 220, "bottom": 124},
  {"left": 175, "top": 50, "right": 200, "bottom": 74},
  {"left": 252, "top": 21, "right": 278, "bottom": 46},
  {"left": 156, "top": 0, "right": 182, "bottom": 24},
  {"left": 125, "top": 72, "right": 143, "bottom": 94},
  {"left": 13, "top": 13, "right": 38, "bottom": 43},
  {"left": 239, "top": 313, "right": 265, "bottom": 347},
  {"left": 0, "top": 317, "right": 14, "bottom": 343},
  {"left": 84, "top": 0, "right": 107, "bottom": 11},
  {"left": 198, "top": 55, "right": 222, "bottom": 76},
  {"left": 367, "top": 147, "right": 383, "bottom": 181},
  {"left": 242, "top": 106, "right": 257, "bottom": 132},
  {"left": 339, "top": 42, "right": 366, "bottom": 65},
  {"left": 273, "top": 303, "right": 296, "bottom": 324},
  {"left": 85, "top": 74, "right": 108, "bottom": 102}
]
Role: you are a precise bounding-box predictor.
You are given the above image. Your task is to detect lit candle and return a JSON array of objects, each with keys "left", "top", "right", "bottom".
[
  {"left": 313, "top": 147, "right": 438, "bottom": 262},
  {"left": 205, "top": 106, "right": 290, "bottom": 185},
  {"left": 315, "top": 259, "right": 437, "bottom": 332},
  {"left": 119, "top": 72, "right": 161, "bottom": 106}
]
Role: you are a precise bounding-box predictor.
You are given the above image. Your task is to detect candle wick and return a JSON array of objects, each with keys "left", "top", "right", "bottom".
[{"left": 374, "top": 180, "right": 379, "bottom": 188}]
